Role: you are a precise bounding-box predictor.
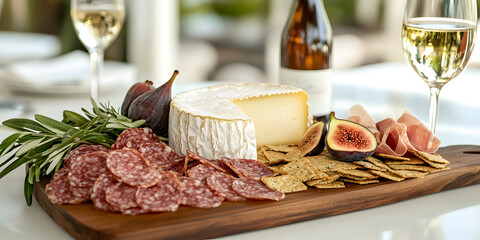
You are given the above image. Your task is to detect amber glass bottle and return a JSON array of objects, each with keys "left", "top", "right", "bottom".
[{"left": 280, "top": 0, "right": 332, "bottom": 120}]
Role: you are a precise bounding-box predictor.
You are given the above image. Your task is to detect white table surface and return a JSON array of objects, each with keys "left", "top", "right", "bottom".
[{"left": 0, "top": 62, "right": 479, "bottom": 240}]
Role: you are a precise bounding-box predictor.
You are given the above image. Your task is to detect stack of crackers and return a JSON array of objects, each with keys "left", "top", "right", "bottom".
[{"left": 257, "top": 145, "right": 450, "bottom": 193}]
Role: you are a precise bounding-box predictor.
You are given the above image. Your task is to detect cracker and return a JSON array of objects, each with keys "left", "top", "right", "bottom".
[
  {"left": 368, "top": 170, "right": 405, "bottom": 181},
  {"left": 374, "top": 153, "right": 410, "bottom": 161},
  {"left": 305, "top": 173, "right": 339, "bottom": 186},
  {"left": 335, "top": 169, "right": 377, "bottom": 179},
  {"left": 263, "top": 151, "right": 287, "bottom": 165},
  {"left": 422, "top": 158, "right": 449, "bottom": 169},
  {"left": 279, "top": 159, "right": 318, "bottom": 182},
  {"left": 391, "top": 169, "right": 427, "bottom": 178},
  {"left": 284, "top": 148, "right": 303, "bottom": 161},
  {"left": 261, "top": 175, "right": 307, "bottom": 193},
  {"left": 408, "top": 149, "right": 450, "bottom": 164},
  {"left": 312, "top": 181, "right": 345, "bottom": 189},
  {"left": 256, "top": 155, "right": 269, "bottom": 165},
  {"left": 304, "top": 156, "right": 358, "bottom": 171},
  {"left": 268, "top": 165, "right": 284, "bottom": 176},
  {"left": 365, "top": 156, "right": 392, "bottom": 170},
  {"left": 353, "top": 160, "right": 386, "bottom": 171},
  {"left": 257, "top": 146, "right": 269, "bottom": 155},
  {"left": 342, "top": 179, "right": 379, "bottom": 185},
  {"left": 389, "top": 164, "right": 437, "bottom": 172},
  {"left": 265, "top": 144, "right": 297, "bottom": 153},
  {"left": 385, "top": 158, "right": 425, "bottom": 165}
]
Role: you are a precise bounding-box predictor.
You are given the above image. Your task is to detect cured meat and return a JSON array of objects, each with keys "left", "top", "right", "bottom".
[
  {"left": 348, "top": 104, "right": 380, "bottom": 137},
  {"left": 91, "top": 173, "right": 119, "bottom": 212},
  {"left": 221, "top": 157, "right": 273, "bottom": 180},
  {"left": 45, "top": 167, "right": 89, "bottom": 205},
  {"left": 137, "top": 140, "right": 178, "bottom": 170},
  {"left": 68, "top": 151, "right": 109, "bottom": 188},
  {"left": 232, "top": 178, "right": 285, "bottom": 201},
  {"left": 187, "top": 150, "right": 234, "bottom": 175},
  {"left": 206, "top": 172, "right": 246, "bottom": 201},
  {"left": 111, "top": 127, "right": 159, "bottom": 150},
  {"left": 185, "top": 164, "right": 216, "bottom": 183},
  {"left": 375, "top": 118, "right": 413, "bottom": 156},
  {"left": 136, "top": 171, "right": 182, "bottom": 212},
  {"left": 397, "top": 111, "right": 440, "bottom": 153},
  {"left": 105, "top": 182, "right": 139, "bottom": 211},
  {"left": 69, "top": 185, "right": 91, "bottom": 198},
  {"left": 63, "top": 144, "right": 109, "bottom": 168},
  {"left": 179, "top": 177, "right": 224, "bottom": 208},
  {"left": 168, "top": 156, "right": 189, "bottom": 176},
  {"left": 106, "top": 149, "right": 161, "bottom": 188}
]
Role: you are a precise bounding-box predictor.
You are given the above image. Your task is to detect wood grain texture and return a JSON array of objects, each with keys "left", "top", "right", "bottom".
[{"left": 34, "top": 145, "right": 480, "bottom": 240}]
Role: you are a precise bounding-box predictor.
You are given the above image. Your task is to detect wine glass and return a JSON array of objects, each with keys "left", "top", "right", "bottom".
[
  {"left": 70, "top": 0, "right": 125, "bottom": 101},
  {"left": 402, "top": 0, "right": 477, "bottom": 133}
]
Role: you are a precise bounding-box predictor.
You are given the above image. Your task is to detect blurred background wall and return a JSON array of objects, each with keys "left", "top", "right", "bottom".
[{"left": 0, "top": 0, "right": 479, "bottom": 85}]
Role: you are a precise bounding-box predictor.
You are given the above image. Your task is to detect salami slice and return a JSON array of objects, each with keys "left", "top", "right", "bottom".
[
  {"left": 232, "top": 178, "right": 285, "bottom": 201},
  {"left": 91, "top": 173, "right": 119, "bottom": 212},
  {"left": 137, "top": 141, "right": 178, "bottom": 170},
  {"left": 64, "top": 144, "right": 109, "bottom": 168},
  {"left": 187, "top": 150, "right": 234, "bottom": 175},
  {"left": 45, "top": 167, "right": 89, "bottom": 205},
  {"left": 69, "top": 185, "right": 91, "bottom": 198},
  {"left": 221, "top": 157, "right": 273, "bottom": 180},
  {"left": 112, "top": 128, "right": 159, "bottom": 150},
  {"left": 136, "top": 171, "right": 182, "bottom": 212},
  {"left": 68, "top": 151, "right": 109, "bottom": 188},
  {"left": 106, "top": 149, "right": 161, "bottom": 188},
  {"left": 105, "top": 182, "right": 139, "bottom": 211},
  {"left": 185, "top": 164, "right": 216, "bottom": 183},
  {"left": 179, "top": 177, "right": 224, "bottom": 208},
  {"left": 168, "top": 156, "right": 189, "bottom": 176},
  {"left": 206, "top": 172, "right": 246, "bottom": 201}
]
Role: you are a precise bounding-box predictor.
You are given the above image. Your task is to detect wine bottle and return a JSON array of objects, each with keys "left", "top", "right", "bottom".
[{"left": 280, "top": 0, "right": 333, "bottom": 121}]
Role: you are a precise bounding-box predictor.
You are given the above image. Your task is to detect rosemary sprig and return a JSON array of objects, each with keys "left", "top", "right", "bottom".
[{"left": 0, "top": 98, "right": 145, "bottom": 205}]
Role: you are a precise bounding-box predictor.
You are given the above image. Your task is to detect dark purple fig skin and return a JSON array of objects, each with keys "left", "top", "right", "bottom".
[
  {"left": 298, "top": 121, "right": 327, "bottom": 156},
  {"left": 128, "top": 70, "right": 179, "bottom": 138},
  {"left": 121, "top": 80, "right": 155, "bottom": 117},
  {"left": 326, "top": 112, "right": 377, "bottom": 162}
]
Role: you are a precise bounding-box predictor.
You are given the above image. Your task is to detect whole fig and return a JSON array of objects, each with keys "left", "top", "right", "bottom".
[
  {"left": 128, "top": 70, "right": 179, "bottom": 138},
  {"left": 121, "top": 80, "right": 155, "bottom": 117}
]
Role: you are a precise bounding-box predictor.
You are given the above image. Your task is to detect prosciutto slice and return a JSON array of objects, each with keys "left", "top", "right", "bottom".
[
  {"left": 348, "top": 105, "right": 441, "bottom": 156},
  {"left": 397, "top": 111, "right": 440, "bottom": 153}
]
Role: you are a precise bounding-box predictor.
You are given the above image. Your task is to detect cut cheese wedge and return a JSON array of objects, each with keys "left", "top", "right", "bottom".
[{"left": 168, "top": 83, "right": 310, "bottom": 160}]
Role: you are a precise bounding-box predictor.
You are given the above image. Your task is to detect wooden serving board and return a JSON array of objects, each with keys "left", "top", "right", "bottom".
[{"left": 34, "top": 145, "right": 480, "bottom": 240}]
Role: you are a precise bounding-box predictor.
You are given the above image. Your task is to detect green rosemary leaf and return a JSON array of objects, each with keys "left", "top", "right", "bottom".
[
  {"left": 15, "top": 138, "right": 45, "bottom": 157},
  {"left": 0, "top": 154, "right": 31, "bottom": 179},
  {"left": 62, "top": 110, "right": 89, "bottom": 127},
  {"left": 28, "top": 165, "right": 35, "bottom": 184},
  {"left": 2, "top": 118, "right": 54, "bottom": 134},
  {"left": 35, "top": 114, "right": 77, "bottom": 134},
  {"left": 24, "top": 174, "right": 34, "bottom": 206},
  {"left": 0, "top": 133, "right": 21, "bottom": 157},
  {"left": 0, "top": 153, "right": 17, "bottom": 168}
]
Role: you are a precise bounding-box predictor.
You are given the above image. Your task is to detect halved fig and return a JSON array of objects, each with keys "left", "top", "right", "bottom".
[
  {"left": 298, "top": 121, "right": 327, "bottom": 156},
  {"left": 326, "top": 112, "right": 377, "bottom": 162}
]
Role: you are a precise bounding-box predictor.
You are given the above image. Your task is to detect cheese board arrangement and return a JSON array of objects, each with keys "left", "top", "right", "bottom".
[{"left": 1, "top": 70, "right": 479, "bottom": 240}]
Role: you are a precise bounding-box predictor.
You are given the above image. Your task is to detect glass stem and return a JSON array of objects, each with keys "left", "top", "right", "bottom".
[
  {"left": 428, "top": 86, "right": 441, "bottom": 134},
  {"left": 89, "top": 49, "right": 104, "bottom": 101}
]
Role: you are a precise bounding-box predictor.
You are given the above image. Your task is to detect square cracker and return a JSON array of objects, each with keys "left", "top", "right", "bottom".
[
  {"left": 389, "top": 164, "right": 437, "bottom": 172},
  {"left": 368, "top": 170, "right": 404, "bottom": 181},
  {"left": 280, "top": 159, "right": 318, "bottom": 182},
  {"left": 312, "top": 181, "right": 345, "bottom": 189},
  {"left": 284, "top": 148, "right": 303, "bottom": 161},
  {"left": 354, "top": 160, "right": 386, "bottom": 171},
  {"left": 391, "top": 169, "right": 427, "bottom": 178},
  {"left": 374, "top": 153, "right": 410, "bottom": 161},
  {"left": 305, "top": 173, "right": 340, "bottom": 186},
  {"left": 365, "top": 156, "right": 392, "bottom": 171},
  {"left": 342, "top": 179, "right": 379, "bottom": 185},
  {"left": 408, "top": 149, "right": 450, "bottom": 164},
  {"left": 335, "top": 169, "right": 377, "bottom": 179},
  {"left": 263, "top": 151, "right": 287, "bottom": 165},
  {"left": 385, "top": 158, "right": 425, "bottom": 165},
  {"left": 265, "top": 144, "right": 298, "bottom": 153},
  {"left": 304, "top": 155, "right": 358, "bottom": 171},
  {"left": 261, "top": 175, "right": 307, "bottom": 193}
]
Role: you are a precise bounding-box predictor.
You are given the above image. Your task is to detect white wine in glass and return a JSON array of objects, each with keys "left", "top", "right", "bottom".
[
  {"left": 71, "top": 0, "right": 125, "bottom": 101},
  {"left": 402, "top": 0, "right": 477, "bottom": 133}
]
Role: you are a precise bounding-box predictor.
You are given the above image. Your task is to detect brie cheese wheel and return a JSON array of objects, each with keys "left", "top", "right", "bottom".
[{"left": 168, "top": 83, "right": 310, "bottom": 160}]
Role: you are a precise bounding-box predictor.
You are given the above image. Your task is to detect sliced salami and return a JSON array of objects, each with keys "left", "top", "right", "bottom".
[
  {"left": 45, "top": 167, "right": 89, "bottom": 205},
  {"left": 91, "top": 173, "right": 119, "bottom": 212},
  {"left": 232, "top": 178, "right": 285, "bottom": 201},
  {"left": 68, "top": 151, "right": 109, "bottom": 188},
  {"left": 106, "top": 149, "right": 161, "bottom": 188},
  {"left": 136, "top": 171, "right": 182, "bottom": 212},
  {"left": 63, "top": 144, "right": 109, "bottom": 168},
  {"left": 111, "top": 128, "right": 159, "bottom": 150},
  {"left": 105, "top": 182, "right": 139, "bottom": 211},
  {"left": 168, "top": 156, "right": 189, "bottom": 176},
  {"left": 179, "top": 177, "right": 224, "bottom": 208},
  {"left": 187, "top": 150, "right": 234, "bottom": 175},
  {"left": 137, "top": 141, "right": 178, "bottom": 170},
  {"left": 206, "top": 172, "right": 246, "bottom": 201},
  {"left": 69, "top": 185, "right": 91, "bottom": 198},
  {"left": 221, "top": 157, "right": 273, "bottom": 180},
  {"left": 185, "top": 164, "right": 216, "bottom": 183},
  {"left": 121, "top": 207, "right": 149, "bottom": 216}
]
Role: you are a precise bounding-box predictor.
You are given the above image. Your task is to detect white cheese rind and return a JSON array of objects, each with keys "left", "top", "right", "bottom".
[{"left": 168, "top": 83, "right": 309, "bottom": 160}]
